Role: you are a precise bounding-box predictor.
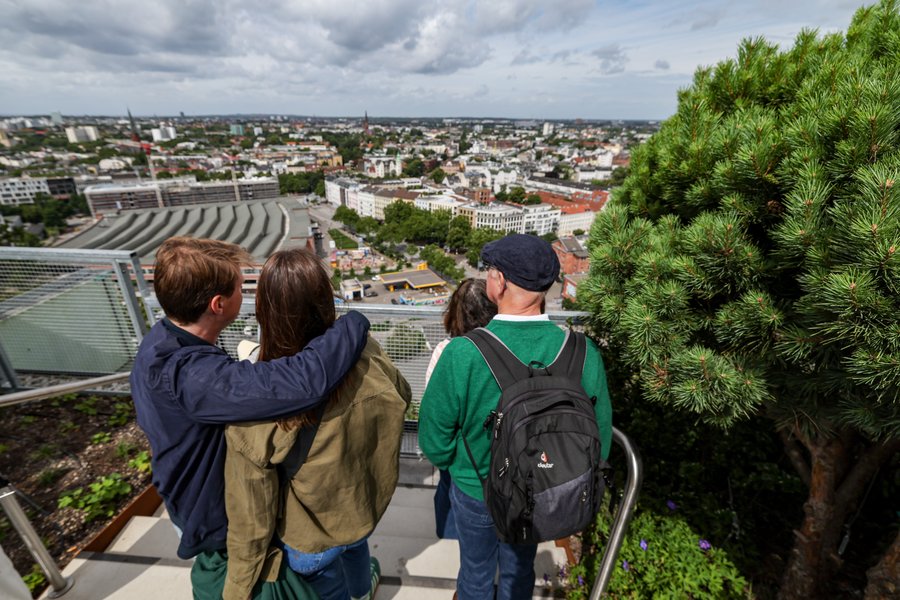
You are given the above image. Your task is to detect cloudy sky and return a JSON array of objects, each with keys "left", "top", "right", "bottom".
[{"left": 0, "top": 0, "right": 865, "bottom": 120}]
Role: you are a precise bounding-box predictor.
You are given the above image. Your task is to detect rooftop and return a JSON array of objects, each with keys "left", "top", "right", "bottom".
[{"left": 56, "top": 198, "right": 310, "bottom": 263}]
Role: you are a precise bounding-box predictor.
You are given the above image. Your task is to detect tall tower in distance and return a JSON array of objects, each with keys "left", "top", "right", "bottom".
[
  {"left": 363, "top": 111, "right": 369, "bottom": 136},
  {"left": 127, "top": 107, "right": 140, "bottom": 143}
]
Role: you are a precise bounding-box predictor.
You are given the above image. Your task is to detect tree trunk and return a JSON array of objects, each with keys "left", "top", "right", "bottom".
[
  {"left": 777, "top": 429, "right": 899, "bottom": 600},
  {"left": 777, "top": 430, "right": 849, "bottom": 600},
  {"left": 864, "top": 528, "right": 899, "bottom": 600}
]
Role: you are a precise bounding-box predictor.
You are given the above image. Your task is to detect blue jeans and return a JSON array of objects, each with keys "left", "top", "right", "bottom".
[
  {"left": 450, "top": 482, "right": 537, "bottom": 600},
  {"left": 281, "top": 537, "right": 371, "bottom": 600}
]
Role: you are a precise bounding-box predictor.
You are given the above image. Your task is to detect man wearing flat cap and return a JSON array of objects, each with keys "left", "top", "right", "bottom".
[{"left": 420, "top": 234, "right": 612, "bottom": 600}]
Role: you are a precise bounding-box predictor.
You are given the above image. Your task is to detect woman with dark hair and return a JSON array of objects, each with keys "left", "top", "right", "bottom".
[
  {"left": 424, "top": 278, "right": 497, "bottom": 539},
  {"left": 425, "top": 278, "right": 497, "bottom": 382},
  {"left": 223, "top": 248, "right": 411, "bottom": 600}
]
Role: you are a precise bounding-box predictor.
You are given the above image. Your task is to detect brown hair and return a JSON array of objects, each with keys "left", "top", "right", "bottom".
[
  {"left": 444, "top": 278, "right": 497, "bottom": 338},
  {"left": 256, "top": 248, "right": 338, "bottom": 430},
  {"left": 154, "top": 237, "right": 252, "bottom": 324}
]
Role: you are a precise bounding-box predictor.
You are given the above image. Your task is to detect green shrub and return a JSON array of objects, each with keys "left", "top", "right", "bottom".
[
  {"left": 37, "top": 468, "right": 66, "bottom": 486},
  {"left": 58, "top": 473, "right": 132, "bottom": 522},
  {"left": 370, "top": 320, "right": 392, "bottom": 332},
  {"left": 128, "top": 450, "right": 152, "bottom": 473},
  {"left": 23, "top": 563, "right": 46, "bottom": 593},
  {"left": 566, "top": 509, "right": 748, "bottom": 599},
  {"left": 74, "top": 396, "right": 98, "bottom": 416},
  {"left": 29, "top": 444, "right": 57, "bottom": 460},
  {"left": 116, "top": 442, "right": 136, "bottom": 458},
  {"left": 108, "top": 401, "right": 133, "bottom": 427},
  {"left": 90, "top": 432, "right": 111, "bottom": 445},
  {"left": 59, "top": 420, "right": 78, "bottom": 433},
  {"left": 383, "top": 324, "right": 427, "bottom": 361}
]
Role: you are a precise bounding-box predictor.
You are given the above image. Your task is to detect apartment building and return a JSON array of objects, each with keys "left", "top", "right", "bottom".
[
  {"left": 324, "top": 177, "right": 361, "bottom": 207},
  {"left": 65, "top": 126, "right": 100, "bottom": 144},
  {"left": 467, "top": 202, "right": 524, "bottom": 232},
  {"left": 84, "top": 177, "right": 279, "bottom": 216},
  {"left": 521, "top": 203, "right": 561, "bottom": 236},
  {"left": 373, "top": 188, "right": 418, "bottom": 221},
  {"left": 0, "top": 176, "right": 78, "bottom": 206},
  {"left": 362, "top": 155, "right": 402, "bottom": 178},
  {"left": 553, "top": 236, "right": 591, "bottom": 275},
  {"left": 0, "top": 177, "right": 51, "bottom": 206}
]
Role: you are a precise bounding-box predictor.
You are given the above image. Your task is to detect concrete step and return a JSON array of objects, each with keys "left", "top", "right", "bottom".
[
  {"left": 43, "top": 552, "right": 193, "bottom": 599},
  {"left": 42, "top": 459, "right": 570, "bottom": 599},
  {"left": 105, "top": 515, "right": 182, "bottom": 559}
]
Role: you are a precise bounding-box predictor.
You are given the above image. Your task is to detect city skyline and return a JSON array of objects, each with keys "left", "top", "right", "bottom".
[{"left": 1, "top": 0, "right": 862, "bottom": 120}]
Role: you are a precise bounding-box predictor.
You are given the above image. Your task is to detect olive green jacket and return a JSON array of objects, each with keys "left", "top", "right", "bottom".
[{"left": 222, "top": 337, "right": 411, "bottom": 600}]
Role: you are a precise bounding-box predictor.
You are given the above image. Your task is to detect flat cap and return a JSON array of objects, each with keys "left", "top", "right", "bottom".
[{"left": 481, "top": 234, "right": 560, "bottom": 292}]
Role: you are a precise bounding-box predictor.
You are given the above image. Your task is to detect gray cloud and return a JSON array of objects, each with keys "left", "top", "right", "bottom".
[
  {"left": 511, "top": 49, "right": 541, "bottom": 65},
  {"left": 690, "top": 8, "right": 726, "bottom": 31},
  {"left": 655, "top": 59, "right": 670, "bottom": 70},
  {"left": 592, "top": 44, "right": 629, "bottom": 75},
  {"left": 472, "top": 0, "right": 594, "bottom": 35}
]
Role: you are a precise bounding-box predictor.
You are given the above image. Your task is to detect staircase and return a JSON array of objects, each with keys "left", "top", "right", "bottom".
[{"left": 41, "top": 458, "right": 570, "bottom": 599}]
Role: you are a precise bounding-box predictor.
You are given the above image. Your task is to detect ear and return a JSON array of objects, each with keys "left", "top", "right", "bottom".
[{"left": 208, "top": 294, "right": 227, "bottom": 316}]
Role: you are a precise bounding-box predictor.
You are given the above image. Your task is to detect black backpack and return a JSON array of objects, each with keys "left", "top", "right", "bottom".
[{"left": 462, "top": 327, "right": 609, "bottom": 544}]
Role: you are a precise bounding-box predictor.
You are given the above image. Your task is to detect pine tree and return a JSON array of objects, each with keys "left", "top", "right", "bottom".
[{"left": 582, "top": 2, "right": 900, "bottom": 597}]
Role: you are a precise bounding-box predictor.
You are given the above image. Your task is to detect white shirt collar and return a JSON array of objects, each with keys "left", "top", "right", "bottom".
[{"left": 493, "top": 314, "right": 550, "bottom": 322}]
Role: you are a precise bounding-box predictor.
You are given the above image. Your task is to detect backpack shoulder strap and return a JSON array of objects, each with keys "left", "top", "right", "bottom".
[
  {"left": 276, "top": 402, "right": 326, "bottom": 487},
  {"left": 464, "top": 327, "right": 529, "bottom": 390},
  {"left": 547, "top": 330, "right": 587, "bottom": 380}
]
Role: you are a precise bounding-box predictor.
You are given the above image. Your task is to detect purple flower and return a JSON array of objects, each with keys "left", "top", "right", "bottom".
[
  {"left": 640, "top": 539, "right": 648, "bottom": 551},
  {"left": 578, "top": 575, "right": 585, "bottom": 586},
  {"left": 699, "top": 539, "right": 712, "bottom": 551},
  {"left": 622, "top": 560, "right": 630, "bottom": 571},
  {"left": 666, "top": 500, "right": 678, "bottom": 511},
  {"left": 542, "top": 573, "right": 549, "bottom": 584}
]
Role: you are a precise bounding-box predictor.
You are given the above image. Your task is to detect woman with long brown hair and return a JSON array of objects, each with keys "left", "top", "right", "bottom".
[{"left": 222, "top": 248, "right": 411, "bottom": 600}]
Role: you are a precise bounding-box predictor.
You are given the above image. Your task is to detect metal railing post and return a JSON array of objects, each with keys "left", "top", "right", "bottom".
[
  {"left": 0, "top": 481, "right": 74, "bottom": 597},
  {"left": 128, "top": 253, "right": 157, "bottom": 327},
  {"left": 590, "top": 427, "right": 643, "bottom": 599},
  {"left": 0, "top": 340, "right": 19, "bottom": 393},
  {"left": 112, "top": 259, "right": 148, "bottom": 341}
]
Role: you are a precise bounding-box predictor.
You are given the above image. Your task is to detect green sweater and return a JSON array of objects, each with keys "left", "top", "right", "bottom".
[{"left": 419, "top": 317, "right": 613, "bottom": 501}]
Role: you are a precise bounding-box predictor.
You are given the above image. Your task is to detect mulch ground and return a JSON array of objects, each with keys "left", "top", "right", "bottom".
[{"left": 0, "top": 393, "right": 151, "bottom": 598}]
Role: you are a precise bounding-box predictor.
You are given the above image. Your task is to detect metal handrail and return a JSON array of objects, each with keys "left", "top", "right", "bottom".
[
  {"left": 590, "top": 427, "right": 643, "bottom": 599},
  {"left": 0, "top": 372, "right": 134, "bottom": 596},
  {"left": 0, "top": 372, "right": 131, "bottom": 409},
  {"left": 0, "top": 480, "right": 74, "bottom": 597}
]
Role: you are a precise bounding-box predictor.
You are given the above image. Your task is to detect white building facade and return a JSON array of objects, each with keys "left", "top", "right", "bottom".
[
  {"left": 0, "top": 177, "right": 52, "bottom": 205},
  {"left": 557, "top": 210, "right": 597, "bottom": 236},
  {"left": 521, "top": 204, "right": 562, "bottom": 236},
  {"left": 65, "top": 126, "right": 99, "bottom": 144}
]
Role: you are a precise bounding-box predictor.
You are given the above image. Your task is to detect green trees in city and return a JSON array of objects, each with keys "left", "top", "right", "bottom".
[
  {"left": 333, "top": 205, "right": 360, "bottom": 230},
  {"left": 581, "top": 2, "right": 900, "bottom": 597},
  {"left": 430, "top": 167, "right": 446, "bottom": 184},
  {"left": 446, "top": 215, "right": 472, "bottom": 253},
  {"left": 319, "top": 132, "right": 364, "bottom": 164},
  {"left": 379, "top": 202, "right": 451, "bottom": 246},
  {"left": 278, "top": 171, "right": 324, "bottom": 195},
  {"left": 419, "top": 244, "right": 465, "bottom": 282},
  {"left": 402, "top": 158, "right": 425, "bottom": 177},
  {"left": 1, "top": 193, "right": 88, "bottom": 231},
  {"left": 0, "top": 223, "right": 41, "bottom": 246},
  {"left": 465, "top": 227, "right": 505, "bottom": 267}
]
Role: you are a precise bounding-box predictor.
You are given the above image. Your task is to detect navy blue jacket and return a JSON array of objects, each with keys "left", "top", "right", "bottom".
[{"left": 130, "top": 311, "right": 369, "bottom": 559}]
